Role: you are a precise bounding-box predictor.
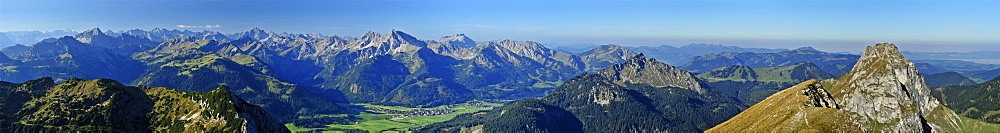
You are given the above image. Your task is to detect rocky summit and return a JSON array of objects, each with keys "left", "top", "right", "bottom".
[
  {"left": 598, "top": 53, "right": 708, "bottom": 94},
  {"left": 833, "top": 43, "right": 947, "bottom": 132},
  {"left": 709, "top": 43, "right": 998, "bottom": 132}
]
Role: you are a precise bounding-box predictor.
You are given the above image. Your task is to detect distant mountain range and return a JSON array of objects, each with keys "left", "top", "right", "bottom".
[
  {"left": 680, "top": 47, "right": 859, "bottom": 76},
  {"left": 0, "top": 30, "right": 78, "bottom": 48},
  {"left": 696, "top": 62, "right": 834, "bottom": 105}
]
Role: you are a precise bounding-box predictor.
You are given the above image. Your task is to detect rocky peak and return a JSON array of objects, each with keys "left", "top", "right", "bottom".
[
  {"left": 597, "top": 53, "right": 708, "bottom": 94},
  {"left": 578, "top": 44, "right": 640, "bottom": 72},
  {"left": 834, "top": 43, "right": 949, "bottom": 132},
  {"left": 384, "top": 30, "right": 426, "bottom": 47},
  {"left": 250, "top": 27, "right": 263, "bottom": 32},
  {"left": 237, "top": 27, "right": 269, "bottom": 40},
  {"left": 794, "top": 46, "right": 818, "bottom": 51},
  {"left": 437, "top": 33, "right": 476, "bottom": 48},
  {"left": 80, "top": 28, "right": 105, "bottom": 36},
  {"left": 74, "top": 28, "right": 111, "bottom": 43},
  {"left": 347, "top": 30, "right": 428, "bottom": 58},
  {"left": 487, "top": 40, "right": 551, "bottom": 60},
  {"left": 592, "top": 44, "right": 636, "bottom": 60},
  {"left": 361, "top": 31, "right": 381, "bottom": 40},
  {"left": 709, "top": 43, "right": 971, "bottom": 132},
  {"left": 56, "top": 36, "right": 81, "bottom": 43}
]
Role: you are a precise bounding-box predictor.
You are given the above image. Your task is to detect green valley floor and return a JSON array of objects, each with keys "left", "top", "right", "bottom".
[{"left": 286, "top": 101, "right": 505, "bottom": 132}]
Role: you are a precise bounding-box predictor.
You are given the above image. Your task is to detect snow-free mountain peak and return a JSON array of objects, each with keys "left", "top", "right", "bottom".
[
  {"left": 437, "top": 33, "right": 476, "bottom": 48},
  {"left": 597, "top": 53, "right": 708, "bottom": 94},
  {"left": 794, "top": 46, "right": 818, "bottom": 51},
  {"left": 81, "top": 28, "right": 106, "bottom": 36}
]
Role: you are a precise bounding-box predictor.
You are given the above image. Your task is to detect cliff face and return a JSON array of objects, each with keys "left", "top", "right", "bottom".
[
  {"left": 710, "top": 43, "right": 993, "bottom": 132},
  {"left": 829, "top": 43, "right": 950, "bottom": 132},
  {"left": 801, "top": 82, "right": 838, "bottom": 109}
]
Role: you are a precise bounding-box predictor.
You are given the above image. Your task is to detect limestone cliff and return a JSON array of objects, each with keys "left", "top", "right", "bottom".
[
  {"left": 709, "top": 43, "right": 997, "bottom": 132},
  {"left": 829, "top": 43, "right": 954, "bottom": 132}
]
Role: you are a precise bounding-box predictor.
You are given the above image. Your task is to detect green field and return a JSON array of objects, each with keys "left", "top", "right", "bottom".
[{"left": 287, "top": 101, "right": 502, "bottom": 132}]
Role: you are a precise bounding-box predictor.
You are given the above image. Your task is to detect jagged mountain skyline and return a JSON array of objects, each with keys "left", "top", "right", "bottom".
[
  {"left": 3, "top": 1, "right": 997, "bottom": 53},
  {"left": 6, "top": 27, "right": 1000, "bottom": 54}
]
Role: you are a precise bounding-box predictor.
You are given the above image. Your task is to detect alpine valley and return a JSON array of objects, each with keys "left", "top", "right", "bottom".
[{"left": 1, "top": 28, "right": 998, "bottom": 132}]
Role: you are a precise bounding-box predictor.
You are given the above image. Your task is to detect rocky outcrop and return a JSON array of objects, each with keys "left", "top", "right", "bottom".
[
  {"left": 801, "top": 82, "right": 838, "bottom": 108},
  {"left": 708, "top": 79, "right": 861, "bottom": 132},
  {"left": 598, "top": 53, "right": 707, "bottom": 94}
]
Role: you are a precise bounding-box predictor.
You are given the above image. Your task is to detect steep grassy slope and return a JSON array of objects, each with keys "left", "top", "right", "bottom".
[
  {"left": 925, "top": 72, "right": 978, "bottom": 87},
  {"left": 707, "top": 80, "right": 859, "bottom": 132},
  {"left": 932, "top": 76, "right": 1000, "bottom": 123}
]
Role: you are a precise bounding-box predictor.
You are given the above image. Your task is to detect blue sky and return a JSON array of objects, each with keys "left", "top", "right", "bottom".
[{"left": 1, "top": 0, "right": 998, "bottom": 52}]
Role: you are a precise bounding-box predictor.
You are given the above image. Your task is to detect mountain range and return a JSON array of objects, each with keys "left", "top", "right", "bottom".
[
  {"left": 679, "top": 47, "right": 859, "bottom": 76},
  {"left": 0, "top": 28, "right": 647, "bottom": 128},
  {"left": 0, "top": 30, "right": 78, "bottom": 48},
  {"left": 1, "top": 27, "right": 997, "bottom": 132},
  {"left": 421, "top": 54, "right": 746, "bottom": 132}
]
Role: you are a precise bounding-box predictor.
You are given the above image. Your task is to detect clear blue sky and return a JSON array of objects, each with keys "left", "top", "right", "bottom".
[{"left": 1, "top": 0, "right": 998, "bottom": 52}]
